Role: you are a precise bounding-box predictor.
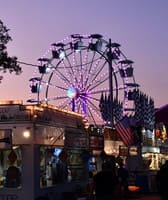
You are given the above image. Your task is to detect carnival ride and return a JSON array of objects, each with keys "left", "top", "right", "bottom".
[{"left": 28, "top": 34, "right": 139, "bottom": 126}]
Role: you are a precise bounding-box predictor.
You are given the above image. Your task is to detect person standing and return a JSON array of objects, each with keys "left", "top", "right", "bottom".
[
  {"left": 5, "top": 164, "right": 21, "bottom": 187},
  {"left": 117, "top": 162, "right": 129, "bottom": 200},
  {"left": 92, "top": 159, "right": 119, "bottom": 200}
]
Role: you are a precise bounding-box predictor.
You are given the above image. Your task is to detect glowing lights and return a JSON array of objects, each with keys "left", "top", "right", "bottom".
[
  {"left": 128, "top": 186, "right": 140, "bottom": 192},
  {"left": 0, "top": 100, "right": 23, "bottom": 105},
  {"left": 38, "top": 64, "right": 51, "bottom": 74},
  {"left": 67, "top": 87, "right": 78, "bottom": 99},
  {"left": 29, "top": 34, "right": 138, "bottom": 126},
  {"left": 51, "top": 42, "right": 66, "bottom": 59},
  {"left": 23, "top": 130, "right": 31, "bottom": 138},
  {"left": 29, "top": 77, "right": 42, "bottom": 93},
  {"left": 72, "top": 40, "right": 83, "bottom": 51},
  {"left": 58, "top": 49, "right": 65, "bottom": 59}
]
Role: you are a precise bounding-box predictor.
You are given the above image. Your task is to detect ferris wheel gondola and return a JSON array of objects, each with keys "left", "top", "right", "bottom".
[{"left": 28, "top": 34, "right": 139, "bottom": 126}]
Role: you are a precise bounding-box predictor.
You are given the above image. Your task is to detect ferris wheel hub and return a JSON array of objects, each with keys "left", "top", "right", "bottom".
[
  {"left": 29, "top": 34, "right": 138, "bottom": 126},
  {"left": 67, "top": 87, "right": 79, "bottom": 99}
]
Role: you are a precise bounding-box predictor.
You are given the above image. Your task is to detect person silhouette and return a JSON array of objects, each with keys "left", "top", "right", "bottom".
[
  {"left": 5, "top": 164, "right": 21, "bottom": 187},
  {"left": 117, "top": 161, "right": 129, "bottom": 200},
  {"left": 92, "top": 159, "right": 119, "bottom": 200},
  {"left": 156, "top": 160, "right": 168, "bottom": 200}
]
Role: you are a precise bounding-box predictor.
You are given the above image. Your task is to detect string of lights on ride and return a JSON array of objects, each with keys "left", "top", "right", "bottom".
[{"left": 29, "top": 34, "right": 137, "bottom": 124}]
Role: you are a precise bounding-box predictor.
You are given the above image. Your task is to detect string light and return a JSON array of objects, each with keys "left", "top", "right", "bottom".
[{"left": 25, "top": 34, "right": 138, "bottom": 125}]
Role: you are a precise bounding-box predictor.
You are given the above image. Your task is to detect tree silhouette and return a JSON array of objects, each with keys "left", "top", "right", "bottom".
[{"left": 0, "top": 19, "right": 22, "bottom": 82}]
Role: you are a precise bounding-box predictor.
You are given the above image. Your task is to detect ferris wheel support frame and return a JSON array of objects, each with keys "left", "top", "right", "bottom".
[{"left": 28, "top": 34, "right": 139, "bottom": 127}]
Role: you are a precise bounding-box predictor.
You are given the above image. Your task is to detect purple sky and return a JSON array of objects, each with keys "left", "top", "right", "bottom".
[{"left": 0, "top": 0, "right": 168, "bottom": 108}]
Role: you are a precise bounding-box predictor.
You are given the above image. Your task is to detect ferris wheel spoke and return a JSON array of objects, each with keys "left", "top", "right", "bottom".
[
  {"left": 70, "top": 40, "right": 82, "bottom": 86},
  {"left": 57, "top": 97, "right": 73, "bottom": 109},
  {"left": 53, "top": 68, "right": 73, "bottom": 86},
  {"left": 85, "top": 56, "right": 109, "bottom": 91},
  {"left": 79, "top": 53, "right": 101, "bottom": 90},
  {"left": 79, "top": 50, "right": 83, "bottom": 75},
  {"left": 86, "top": 95, "right": 104, "bottom": 103},
  {"left": 86, "top": 71, "right": 109, "bottom": 92},
  {"left": 86, "top": 99, "right": 103, "bottom": 123},
  {"left": 88, "top": 76, "right": 109, "bottom": 92},
  {"left": 76, "top": 98, "right": 84, "bottom": 114},
  {"left": 53, "top": 49, "right": 75, "bottom": 84},
  {"left": 79, "top": 49, "right": 89, "bottom": 89},
  {"left": 42, "top": 95, "right": 68, "bottom": 102},
  {"left": 64, "top": 51, "right": 79, "bottom": 85},
  {"left": 41, "top": 79, "right": 68, "bottom": 91},
  {"left": 87, "top": 107, "right": 97, "bottom": 125},
  {"left": 64, "top": 99, "right": 76, "bottom": 110},
  {"left": 88, "top": 60, "right": 107, "bottom": 89},
  {"left": 87, "top": 98, "right": 101, "bottom": 112},
  {"left": 31, "top": 34, "right": 138, "bottom": 126},
  {"left": 89, "top": 85, "right": 126, "bottom": 96},
  {"left": 83, "top": 51, "right": 96, "bottom": 87},
  {"left": 79, "top": 50, "right": 91, "bottom": 89}
]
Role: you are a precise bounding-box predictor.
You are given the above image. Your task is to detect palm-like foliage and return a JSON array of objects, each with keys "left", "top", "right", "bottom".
[{"left": 0, "top": 20, "right": 22, "bottom": 81}]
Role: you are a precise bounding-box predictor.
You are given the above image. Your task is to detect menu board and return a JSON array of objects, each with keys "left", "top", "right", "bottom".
[
  {"left": 89, "top": 136, "right": 104, "bottom": 149},
  {"left": 65, "top": 133, "right": 89, "bottom": 149}
]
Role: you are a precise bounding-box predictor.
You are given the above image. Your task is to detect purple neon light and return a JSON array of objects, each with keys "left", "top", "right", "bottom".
[{"left": 31, "top": 34, "right": 137, "bottom": 125}]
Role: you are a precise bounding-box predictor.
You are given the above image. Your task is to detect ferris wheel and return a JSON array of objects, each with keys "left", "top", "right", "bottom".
[{"left": 28, "top": 34, "right": 139, "bottom": 126}]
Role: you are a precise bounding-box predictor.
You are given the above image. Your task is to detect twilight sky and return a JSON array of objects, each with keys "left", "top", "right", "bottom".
[{"left": 0, "top": 0, "right": 168, "bottom": 108}]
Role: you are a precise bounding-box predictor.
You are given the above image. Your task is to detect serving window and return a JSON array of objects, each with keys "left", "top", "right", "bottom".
[
  {"left": 0, "top": 146, "right": 22, "bottom": 188},
  {"left": 40, "top": 146, "right": 69, "bottom": 188}
]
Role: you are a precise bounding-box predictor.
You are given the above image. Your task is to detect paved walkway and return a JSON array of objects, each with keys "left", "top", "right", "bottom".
[
  {"left": 140, "top": 194, "right": 160, "bottom": 200},
  {"left": 77, "top": 193, "right": 161, "bottom": 200},
  {"left": 128, "top": 193, "right": 160, "bottom": 200}
]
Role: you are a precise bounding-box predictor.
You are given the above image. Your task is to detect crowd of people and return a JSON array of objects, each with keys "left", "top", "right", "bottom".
[
  {"left": 87, "top": 157, "right": 168, "bottom": 200},
  {"left": 87, "top": 156, "right": 129, "bottom": 200}
]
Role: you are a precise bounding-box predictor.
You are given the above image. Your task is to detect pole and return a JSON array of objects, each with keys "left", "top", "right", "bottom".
[{"left": 108, "top": 39, "right": 114, "bottom": 128}]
